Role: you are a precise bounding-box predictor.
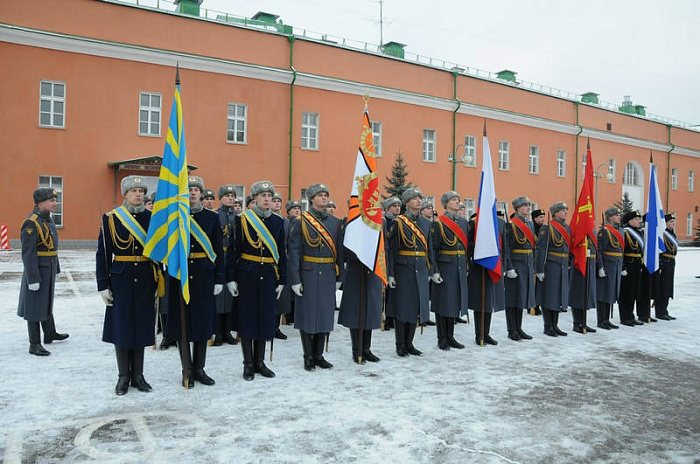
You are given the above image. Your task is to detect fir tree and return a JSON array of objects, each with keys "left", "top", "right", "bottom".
[
  {"left": 614, "top": 192, "right": 635, "bottom": 215},
  {"left": 384, "top": 151, "right": 414, "bottom": 200}
]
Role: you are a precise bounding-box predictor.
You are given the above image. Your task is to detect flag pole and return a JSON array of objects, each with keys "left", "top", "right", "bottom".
[
  {"left": 358, "top": 265, "right": 366, "bottom": 365},
  {"left": 179, "top": 286, "right": 191, "bottom": 389}
]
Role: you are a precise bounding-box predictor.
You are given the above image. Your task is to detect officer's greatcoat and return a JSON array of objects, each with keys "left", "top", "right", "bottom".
[
  {"left": 568, "top": 231, "right": 601, "bottom": 310},
  {"left": 535, "top": 218, "right": 571, "bottom": 311},
  {"left": 96, "top": 206, "right": 157, "bottom": 348},
  {"left": 431, "top": 213, "right": 469, "bottom": 318},
  {"left": 596, "top": 223, "right": 624, "bottom": 304},
  {"left": 17, "top": 209, "right": 59, "bottom": 322},
  {"left": 215, "top": 204, "right": 237, "bottom": 316},
  {"left": 504, "top": 214, "right": 536, "bottom": 309},
  {"left": 468, "top": 217, "right": 506, "bottom": 313},
  {"left": 338, "top": 248, "right": 383, "bottom": 330}
]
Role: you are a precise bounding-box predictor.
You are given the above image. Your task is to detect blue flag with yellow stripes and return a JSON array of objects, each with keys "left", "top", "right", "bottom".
[{"left": 144, "top": 68, "right": 191, "bottom": 303}]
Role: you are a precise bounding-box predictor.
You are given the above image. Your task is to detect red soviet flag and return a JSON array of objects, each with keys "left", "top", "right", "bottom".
[{"left": 570, "top": 140, "right": 597, "bottom": 276}]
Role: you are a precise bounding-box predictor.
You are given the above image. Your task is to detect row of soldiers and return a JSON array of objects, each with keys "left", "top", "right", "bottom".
[{"left": 16, "top": 180, "right": 678, "bottom": 396}]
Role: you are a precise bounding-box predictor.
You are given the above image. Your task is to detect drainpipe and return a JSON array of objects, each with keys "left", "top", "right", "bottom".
[
  {"left": 574, "top": 101, "right": 583, "bottom": 198},
  {"left": 451, "top": 70, "right": 461, "bottom": 191},
  {"left": 666, "top": 124, "right": 674, "bottom": 209},
  {"left": 287, "top": 35, "right": 297, "bottom": 201}
]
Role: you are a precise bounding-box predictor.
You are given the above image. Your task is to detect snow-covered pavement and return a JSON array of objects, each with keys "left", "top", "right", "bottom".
[{"left": 1, "top": 247, "right": 699, "bottom": 463}]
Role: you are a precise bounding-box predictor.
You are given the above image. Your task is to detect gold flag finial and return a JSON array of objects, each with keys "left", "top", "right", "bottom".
[{"left": 363, "top": 92, "right": 370, "bottom": 109}]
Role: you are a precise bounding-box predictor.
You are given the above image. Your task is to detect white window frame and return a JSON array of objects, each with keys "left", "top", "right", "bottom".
[
  {"left": 463, "top": 135, "right": 477, "bottom": 167},
  {"left": 371, "top": 121, "right": 382, "bottom": 157},
  {"left": 529, "top": 146, "right": 539, "bottom": 174},
  {"left": 300, "top": 188, "right": 309, "bottom": 212},
  {"left": 687, "top": 213, "right": 693, "bottom": 238},
  {"left": 497, "top": 200, "right": 508, "bottom": 216},
  {"left": 227, "top": 103, "right": 247, "bottom": 144},
  {"left": 38, "top": 175, "right": 63, "bottom": 227},
  {"left": 422, "top": 129, "right": 436, "bottom": 162},
  {"left": 623, "top": 162, "right": 640, "bottom": 186},
  {"left": 671, "top": 168, "right": 678, "bottom": 190},
  {"left": 498, "top": 141, "right": 510, "bottom": 171},
  {"left": 301, "top": 112, "right": 319, "bottom": 150},
  {"left": 39, "top": 80, "right": 66, "bottom": 129},
  {"left": 608, "top": 158, "right": 616, "bottom": 183},
  {"left": 556, "top": 150, "right": 566, "bottom": 177},
  {"left": 138, "top": 91, "right": 161, "bottom": 137},
  {"left": 689, "top": 170, "right": 695, "bottom": 192},
  {"left": 463, "top": 198, "right": 476, "bottom": 219}
]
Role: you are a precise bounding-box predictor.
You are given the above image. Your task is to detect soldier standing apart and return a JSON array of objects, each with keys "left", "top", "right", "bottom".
[
  {"left": 382, "top": 197, "right": 402, "bottom": 330},
  {"left": 18, "top": 188, "right": 69, "bottom": 356},
  {"left": 97, "top": 176, "right": 157, "bottom": 395},
  {"left": 569, "top": 223, "right": 600, "bottom": 334},
  {"left": 618, "top": 210, "right": 645, "bottom": 327},
  {"left": 213, "top": 185, "right": 239, "bottom": 346},
  {"left": 504, "top": 196, "right": 536, "bottom": 341},
  {"left": 288, "top": 184, "right": 342, "bottom": 371},
  {"left": 431, "top": 191, "right": 468, "bottom": 350},
  {"left": 535, "top": 202, "right": 571, "bottom": 337},
  {"left": 229, "top": 181, "right": 286, "bottom": 381},
  {"left": 595, "top": 207, "right": 622, "bottom": 330},
  {"left": 386, "top": 188, "right": 435, "bottom": 357},
  {"left": 654, "top": 213, "right": 678, "bottom": 321},
  {"left": 168, "top": 176, "right": 225, "bottom": 388}
]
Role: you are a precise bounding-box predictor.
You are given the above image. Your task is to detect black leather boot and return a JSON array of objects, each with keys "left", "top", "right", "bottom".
[
  {"left": 436, "top": 315, "right": 449, "bottom": 350},
  {"left": 275, "top": 314, "right": 288, "bottom": 340},
  {"left": 406, "top": 323, "right": 421, "bottom": 356},
  {"left": 193, "top": 341, "right": 215, "bottom": 385},
  {"left": 130, "top": 347, "right": 152, "bottom": 392},
  {"left": 515, "top": 308, "right": 532, "bottom": 339},
  {"left": 213, "top": 314, "right": 225, "bottom": 346},
  {"left": 115, "top": 347, "right": 130, "bottom": 396},
  {"left": 446, "top": 317, "right": 465, "bottom": 349},
  {"left": 42, "top": 314, "right": 69, "bottom": 344},
  {"left": 300, "top": 331, "right": 315, "bottom": 371},
  {"left": 483, "top": 312, "right": 498, "bottom": 345},
  {"left": 543, "top": 309, "right": 558, "bottom": 337},
  {"left": 506, "top": 307, "right": 521, "bottom": 340},
  {"left": 362, "top": 330, "right": 380, "bottom": 362},
  {"left": 254, "top": 340, "right": 275, "bottom": 377},
  {"left": 241, "top": 339, "right": 255, "bottom": 380},
  {"left": 177, "top": 342, "right": 195, "bottom": 389},
  {"left": 313, "top": 333, "right": 333, "bottom": 369},
  {"left": 553, "top": 312, "right": 567, "bottom": 336},
  {"left": 350, "top": 329, "right": 364, "bottom": 364},
  {"left": 28, "top": 321, "right": 50, "bottom": 356},
  {"left": 394, "top": 322, "right": 408, "bottom": 357},
  {"left": 474, "top": 310, "right": 483, "bottom": 345}
]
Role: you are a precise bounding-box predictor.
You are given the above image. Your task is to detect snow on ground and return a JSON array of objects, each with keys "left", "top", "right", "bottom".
[{"left": 0, "top": 247, "right": 699, "bottom": 463}]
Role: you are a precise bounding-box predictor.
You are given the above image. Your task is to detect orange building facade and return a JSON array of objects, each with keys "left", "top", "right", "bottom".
[{"left": 1, "top": 0, "right": 699, "bottom": 243}]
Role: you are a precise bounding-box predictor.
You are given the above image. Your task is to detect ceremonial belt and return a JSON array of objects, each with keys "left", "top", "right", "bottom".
[
  {"left": 437, "top": 215, "right": 468, "bottom": 250},
  {"left": 223, "top": 246, "right": 228, "bottom": 252},
  {"left": 37, "top": 251, "right": 58, "bottom": 257},
  {"left": 661, "top": 253, "right": 676, "bottom": 259},
  {"left": 588, "top": 254, "right": 597, "bottom": 258},
  {"left": 303, "top": 256, "right": 335, "bottom": 264},
  {"left": 511, "top": 217, "right": 535, "bottom": 248},
  {"left": 242, "top": 210, "right": 279, "bottom": 263},
  {"left": 190, "top": 219, "right": 217, "bottom": 263},
  {"left": 604, "top": 251, "right": 623, "bottom": 257},
  {"left": 512, "top": 249, "right": 532, "bottom": 255},
  {"left": 439, "top": 250, "right": 466, "bottom": 256},
  {"left": 189, "top": 252, "right": 209, "bottom": 259},
  {"left": 399, "top": 250, "right": 427, "bottom": 257},
  {"left": 396, "top": 215, "right": 428, "bottom": 254},
  {"left": 547, "top": 251, "right": 569, "bottom": 258},
  {"left": 624, "top": 253, "right": 642, "bottom": 258},
  {"left": 113, "top": 255, "right": 150, "bottom": 262},
  {"left": 112, "top": 206, "right": 148, "bottom": 247},
  {"left": 241, "top": 252, "right": 276, "bottom": 264}
]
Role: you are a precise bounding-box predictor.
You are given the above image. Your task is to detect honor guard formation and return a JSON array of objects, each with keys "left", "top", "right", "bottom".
[{"left": 17, "top": 183, "right": 681, "bottom": 395}]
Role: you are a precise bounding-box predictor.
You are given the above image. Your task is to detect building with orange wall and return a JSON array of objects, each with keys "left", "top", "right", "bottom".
[{"left": 1, "top": 0, "right": 698, "bottom": 243}]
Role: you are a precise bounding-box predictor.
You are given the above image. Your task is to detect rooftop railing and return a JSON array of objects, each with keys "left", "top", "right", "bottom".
[{"left": 106, "top": 0, "right": 697, "bottom": 131}]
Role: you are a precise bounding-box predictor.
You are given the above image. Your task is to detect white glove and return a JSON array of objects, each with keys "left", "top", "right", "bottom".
[
  {"left": 99, "top": 289, "right": 114, "bottom": 306},
  {"left": 227, "top": 281, "right": 239, "bottom": 297},
  {"left": 506, "top": 269, "right": 518, "bottom": 279},
  {"left": 431, "top": 273, "right": 443, "bottom": 284},
  {"left": 336, "top": 281, "right": 342, "bottom": 291},
  {"left": 387, "top": 276, "right": 397, "bottom": 288},
  {"left": 28, "top": 282, "right": 40, "bottom": 292},
  {"left": 536, "top": 273, "right": 545, "bottom": 281},
  {"left": 214, "top": 284, "right": 223, "bottom": 295},
  {"left": 276, "top": 284, "right": 284, "bottom": 300},
  {"left": 292, "top": 283, "right": 303, "bottom": 297},
  {"left": 621, "top": 269, "right": 628, "bottom": 277},
  {"left": 598, "top": 268, "right": 607, "bottom": 278}
]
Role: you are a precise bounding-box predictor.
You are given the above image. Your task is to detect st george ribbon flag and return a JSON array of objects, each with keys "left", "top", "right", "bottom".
[
  {"left": 343, "top": 106, "right": 387, "bottom": 285},
  {"left": 569, "top": 140, "right": 597, "bottom": 276},
  {"left": 144, "top": 66, "right": 192, "bottom": 303},
  {"left": 644, "top": 154, "right": 666, "bottom": 274},
  {"left": 473, "top": 131, "right": 502, "bottom": 282}
]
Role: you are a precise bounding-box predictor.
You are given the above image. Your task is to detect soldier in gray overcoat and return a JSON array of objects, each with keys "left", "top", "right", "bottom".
[
  {"left": 213, "top": 184, "right": 239, "bottom": 346},
  {"left": 569, "top": 229, "right": 601, "bottom": 334},
  {"left": 431, "top": 191, "right": 468, "bottom": 350},
  {"left": 595, "top": 207, "right": 623, "bottom": 329},
  {"left": 288, "top": 183, "right": 343, "bottom": 371},
  {"left": 468, "top": 212, "right": 506, "bottom": 346},
  {"left": 17, "top": 188, "right": 69, "bottom": 356},
  {"left": 386, "top": 187, "right": 436, "bottom": 357},
  {"left": 382, "top": 196, "right": 401, "bottom": 330},
  {"left": 535, "top": 201, "right": 571, "bottom": 337},
  {"left": 276, "top": 200, "right": 302, "bottom": 331},
  {"left": 504, "top": 196, "right": 536, "bottom": 341}
]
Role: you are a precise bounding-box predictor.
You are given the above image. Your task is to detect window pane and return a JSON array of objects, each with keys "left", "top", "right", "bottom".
[
  {"left": 54, "top": 101, "right": 64, "bottom": 114},
  {"left": 40, "top": 100, "right": 51, "bottom": 112},
  {"left": 53, "top": 114, "right": 63, "bottom": 126},
  {"left": 140, "top": 122, "right": 148, "bottom": 133},
  {"left": 237, "top": 105, "right": 246, "bottom": 117},
  {"left": 140, "top": 94, "right": 149, "bottom": 106},
  {"left": 54, "top": 84, "right": 64, "bottom": 98},
  {"left": 152, "top": 95, "right": 160, "bottom": 107},
  {"left": 150, "top": 122, "right": 159, "bottom": 134},
  {"left": 41, "top": 82, "right": 52, "bottom": 96}
]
